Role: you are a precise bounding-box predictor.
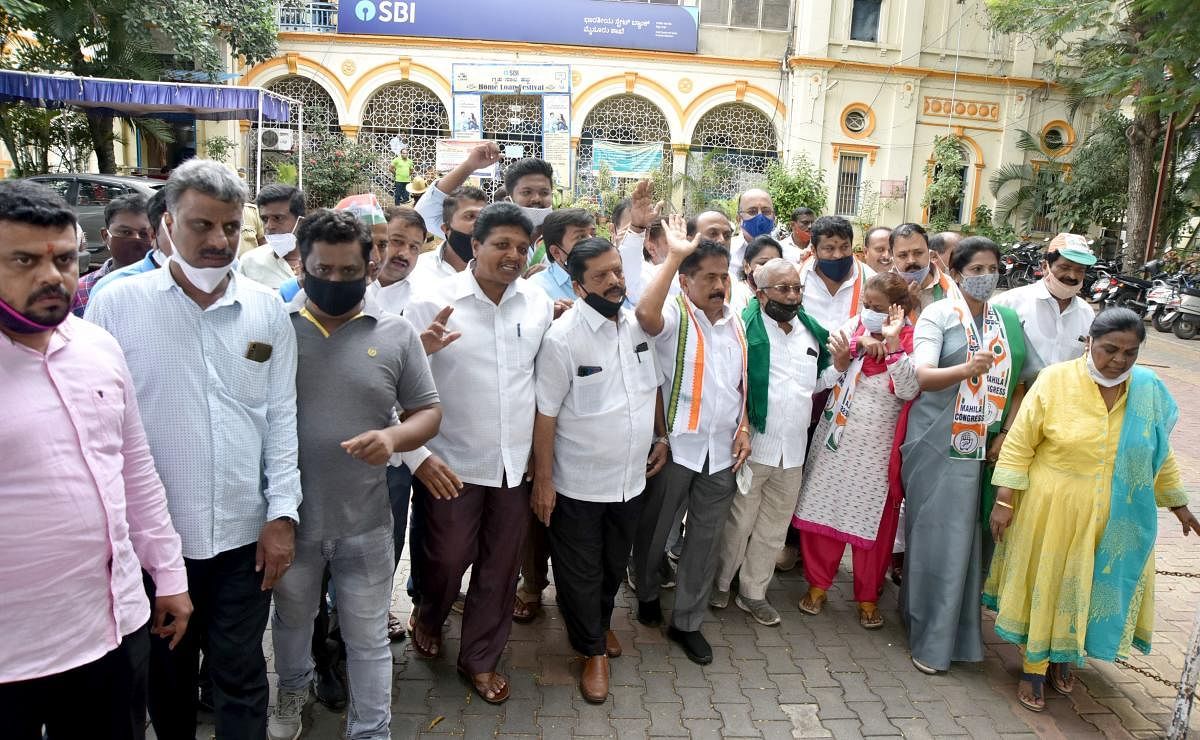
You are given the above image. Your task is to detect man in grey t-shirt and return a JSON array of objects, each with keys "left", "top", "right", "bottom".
[{"left": 269, "top": 210, "right": 442, "bottom": 740}]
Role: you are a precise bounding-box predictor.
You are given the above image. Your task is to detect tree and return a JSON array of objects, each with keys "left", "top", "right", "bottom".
[
  {"left": 985, "top": 0, "right": 1200, "bottom": 270},
  {"left": 1, "top": 0, "right": 280, "bottom": 173},
  {"left": 302, "top": 134, "right": 379, "bottom": 208},
  {"left": 765, "top": 154, "right": 828, "bottom": 220},
  {"left": 923, "top": 135, "right": 966, "bottom": 231},
  {"left": 1047, "top": 111, "right": 1131, "bottom": 233},
  {"left": 988, "top": 129, "right": 1069, "bottom": 234}
]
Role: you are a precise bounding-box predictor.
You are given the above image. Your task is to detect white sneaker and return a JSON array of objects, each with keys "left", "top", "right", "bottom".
[{"left": 268, "top": 687, "right": 308, "bottom": 740}]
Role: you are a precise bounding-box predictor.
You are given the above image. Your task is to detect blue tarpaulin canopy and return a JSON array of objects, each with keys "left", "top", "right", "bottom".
[{"left": 0, "top": 70, "right": 293, "bottom": 122}]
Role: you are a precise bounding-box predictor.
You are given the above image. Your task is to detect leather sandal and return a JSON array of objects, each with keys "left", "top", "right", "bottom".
[
  {"left": 1017, "top": 672, "right": 1046, "bottom": 713},
  {"left": 798, "top": 587, "right": 827, "bottom": 616},
  {"left": 458, "top": 667, "right": 510, "bottom": 705},
  {"left": 857, "top": 602, "right": 884, "bottom": 630}
]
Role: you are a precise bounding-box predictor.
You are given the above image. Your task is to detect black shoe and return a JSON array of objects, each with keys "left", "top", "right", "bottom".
[
  {"left": 314, "top": 664, "right": 347, "bottom": 711},
  {"left": 667, "top": 626, "right": 712, "bottom": 665},
  {"left": 637, "top": 598, "right": 663, "bottom": 627}
]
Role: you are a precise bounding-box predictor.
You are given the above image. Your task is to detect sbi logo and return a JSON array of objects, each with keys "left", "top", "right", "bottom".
[{"left": 354, "top": 0, "right": 417, "bottom": 23}]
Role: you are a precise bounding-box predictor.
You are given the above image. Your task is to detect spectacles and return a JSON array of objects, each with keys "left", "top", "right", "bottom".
[
  {"left": 762, "top": 284, "right": 802, "bottom": 296},
  {"left": 740, "top": 207, "right": 775, "bottom": 218}
]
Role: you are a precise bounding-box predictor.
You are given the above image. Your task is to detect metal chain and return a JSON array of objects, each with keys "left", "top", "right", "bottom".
[
  {"left": 1115, "top": 659, "right": 1188, "bottom": 693},
  {"left": 1157, "top": 570, "right": 1200, "bottom": 578}
]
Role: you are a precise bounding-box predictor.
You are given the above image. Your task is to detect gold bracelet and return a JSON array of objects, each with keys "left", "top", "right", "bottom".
[{"left": 994, "top": 500, "right": 1014, "bottom": 510}]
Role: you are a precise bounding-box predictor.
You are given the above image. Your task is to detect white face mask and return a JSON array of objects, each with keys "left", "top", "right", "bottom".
[
  {"left": 1086, "top": 343, "right": 1133, "bottom": 387},
  {"left": 860, "top": 308, "right": 888, "bottom": 334},
  {"left": 518, "top": 205, "right": 553, "bottom": 228},
  {"left": 165, "top": 227, "right": 232, "bottom": 294},
  {"left": 266, "top": 233, "right": 297, "bottom": 259}
]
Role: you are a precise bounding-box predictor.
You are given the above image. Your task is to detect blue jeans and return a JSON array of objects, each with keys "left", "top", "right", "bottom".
[{"left": 272, "top": 525, "right": 394, "bottom": 740}]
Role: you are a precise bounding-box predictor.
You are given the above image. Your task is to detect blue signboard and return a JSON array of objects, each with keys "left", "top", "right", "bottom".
[{"left": 338, "top": 0, "right": 700, "bottom": 54}]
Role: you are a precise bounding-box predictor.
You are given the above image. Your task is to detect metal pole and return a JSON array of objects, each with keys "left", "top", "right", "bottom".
[
  {"left": 1168, "top": 598, "right": 1200, "bottom": 739},
  {"left": 1145, "top": 110, "right": 1177, "bottom": 264},
  {"left": 297, "top": 102, "right": 304, "bottom": 190},
  {"left": 256, "top": 92, "right": 264, "bottom": 195}
]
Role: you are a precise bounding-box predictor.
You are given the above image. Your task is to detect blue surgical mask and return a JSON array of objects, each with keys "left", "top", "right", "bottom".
[
  {"left": 860, "top": 308, "right": 888, "bottom": 334},
  {"left": 897, "top": 265, "right": 930, "bottom": 285},
  {"left": 817, "top": 255, "right": 854, "bottom": 282},
  {"left": 741, "top": 213, "right": 775, "bottom": 239}
]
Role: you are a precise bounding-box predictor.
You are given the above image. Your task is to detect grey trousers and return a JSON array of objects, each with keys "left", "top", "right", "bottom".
[{"left": 631, "top": 459, "right": 736, "bottom": 631}]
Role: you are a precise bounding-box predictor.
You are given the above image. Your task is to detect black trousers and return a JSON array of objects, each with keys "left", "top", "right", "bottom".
[
  {"left": 547, "top": 494, "right": 643, "bottom": 656},
  {"left": 146, "top": 542, "right": 272, "bottom": 740},
  {"left": 0, "top": 624, "right": 149, "bottom": 740}
]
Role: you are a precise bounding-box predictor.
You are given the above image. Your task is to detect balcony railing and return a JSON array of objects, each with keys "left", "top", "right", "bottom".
[{"left": 277, "top": 1, "right": 337, "bottom": 32}]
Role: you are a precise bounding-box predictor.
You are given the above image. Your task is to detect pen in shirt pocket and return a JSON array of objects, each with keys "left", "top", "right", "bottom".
[{"left": 517, "top": 323, "right": 522, "bottom": 338}]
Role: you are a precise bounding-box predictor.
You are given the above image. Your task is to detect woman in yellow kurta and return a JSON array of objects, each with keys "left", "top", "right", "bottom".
[{"left": 984, "top": 308, "right": 1200, "bottom": 713}]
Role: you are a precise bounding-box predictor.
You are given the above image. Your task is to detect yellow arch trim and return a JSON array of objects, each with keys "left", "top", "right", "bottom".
[
  {"left": 239, "top": 55, "right": 349, "bottom": 102},
  {"left": 683, "top": 83, "right": 786, "bottom": 125},
  {"left": 952, "top": 128, "right": 985, "bottom": 168},
  {"left": 1040, "top": 119, "right": 1076, "bottom": 156},
  {"left": 570, "top": 75, "right": 685, "bottom": 129},
  {"left": 347, "top": 61, "right": 452, "bottom": 106}
]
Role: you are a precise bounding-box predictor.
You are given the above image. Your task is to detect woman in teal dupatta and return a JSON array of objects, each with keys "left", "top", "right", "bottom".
[{"left": 985, "top": 308, "right": 1200, "bottom": 713}]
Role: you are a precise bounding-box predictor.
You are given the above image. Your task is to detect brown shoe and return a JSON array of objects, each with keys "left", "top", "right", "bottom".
[
  {"left": 580, "top": 655, "right": 609, "bottom": 703},
  {"left": 605, "top": 630, "right": 622, "bottom": 658}
]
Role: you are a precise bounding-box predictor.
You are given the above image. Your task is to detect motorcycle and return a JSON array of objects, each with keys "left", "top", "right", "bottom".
[
  {"left": 999, "top": 243, "right": 1043, "bottom": 290},
  {"left": 1101, "top": 259, "right": 1164, "bottom": 317},
  {"left": 1169, "top": 287, "right": 1200, "bottom": 340}
]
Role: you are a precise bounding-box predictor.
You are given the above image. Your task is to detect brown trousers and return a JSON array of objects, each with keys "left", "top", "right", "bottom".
[
  {"left": 518, "top": 513, "right": 551, "bottom": 598},
  {"left": 415, "top": 478, "right": 531, "bottom": 675}
]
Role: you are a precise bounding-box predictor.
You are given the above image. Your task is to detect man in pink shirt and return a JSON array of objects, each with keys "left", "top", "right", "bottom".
[{"left": 0, "top": 180, "right": 192, "bottom": 740}]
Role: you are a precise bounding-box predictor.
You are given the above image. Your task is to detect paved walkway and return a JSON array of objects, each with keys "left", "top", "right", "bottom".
[{"left": 190, "top": 334, "right": 1200, "bottom": 738}]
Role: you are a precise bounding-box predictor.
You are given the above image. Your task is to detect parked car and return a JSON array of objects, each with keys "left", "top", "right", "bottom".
[{"left": 22, "top": 174, "right": 164, "bottom": 273}]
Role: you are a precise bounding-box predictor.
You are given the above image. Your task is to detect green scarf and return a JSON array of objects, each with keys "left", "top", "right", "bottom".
[
  {"left": 742, "top": 297, "right": 831, "bottom": 433},
  {"left": 980, "top": 304, "right": 1027, "bottom": 532}
]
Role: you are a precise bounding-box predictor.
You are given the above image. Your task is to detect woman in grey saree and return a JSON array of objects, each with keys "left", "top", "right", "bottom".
[{"left": 899, "top": 237, "right": 1038, "bottom": 673}]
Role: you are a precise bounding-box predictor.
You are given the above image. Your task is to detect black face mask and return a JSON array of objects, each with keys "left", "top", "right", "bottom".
[
  {"left": 582, "top": 290, "right": 624, "bottom": 319},
  {"left": 304, "top": 273, "right": 367, "bottom": 317},
  {"left": 763, "top": 299, "right": 800, "bottom": 323},
  {"left": 446, "top": 229, "right": 474, "bottom": 263}
]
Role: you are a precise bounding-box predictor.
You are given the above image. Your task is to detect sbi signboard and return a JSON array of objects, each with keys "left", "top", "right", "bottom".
[{"left": 339, "top": 0, "right": 700, "bottom": 54}]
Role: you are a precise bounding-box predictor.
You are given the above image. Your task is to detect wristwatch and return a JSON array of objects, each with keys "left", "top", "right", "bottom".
[{"left": 653, "top": 435, "right": 670, "bottom": 447}]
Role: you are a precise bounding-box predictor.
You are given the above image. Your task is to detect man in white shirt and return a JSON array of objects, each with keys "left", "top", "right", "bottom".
[
  {"left": 403, "top": 203, "right": 554, "bottom": 705},
  {"left": 891, "top": 223, "right": 956, "bottom": 312},
  {"left": 712, "top": 259, "right": 845, "bottom": 626},
  {"left": 778, "top": 207, "right": 816, "bottom": 256},
  {"left": 729, "top": 188, "right": 778, "bottom": 269},
  {"left": 411, "top": 182, "right": 489, "bottom": 287},
  {"left": 372, "top": 206, "right": 423, "bottom": 314},
  {"left": 239, "top": 184, "right": 305, "bottom": 289},
  {"left": 632, "top": 214, "right": 750, "bottom": 666},
  {"left": 531, "top": 237, "right": 667, "bottom": 704},
  {"left": 798, "top": 215, "right": 874, "bottom": 333},
  {"left": 991, "top": 232, "right": 1096, "bottom": 367},
  {"left": 87, "top": 159, "right": 301, "bottom": 740},
  {"left": 862, "top": 226, "right": 894, "bottom": 274},
  {"left": 618, "top": 181, "right": 678, "bottom": 305}
]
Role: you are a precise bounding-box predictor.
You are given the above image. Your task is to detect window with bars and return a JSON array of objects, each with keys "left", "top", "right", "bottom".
[
  {"left": 849, "top": 0, "right": 882, "bottom": 42},
  {"left": 701, "top": 0, "right": 790, "bottom": 29},
  {"left": 835, "top": 154, "right": 864, "bottom": 216}
]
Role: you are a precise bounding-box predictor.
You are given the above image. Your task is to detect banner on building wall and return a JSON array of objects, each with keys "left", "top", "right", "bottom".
[
  {"left": 542, "top": 95, "right": 572, "bottom": 188},
  {"left": 453, "top": 64, "right": 571, "bottom": 96},
  {"left": 337, "top": 0, "right": 699, "bottom": 54},
  {"left": 435, "top": 139, "right": 500, "bottom": 178},
  {"left": 452, "top": 94, "right": 482, "bottom": 139},
  {"left": 591, "top": 140, "right": 663, "bottom": 179}
]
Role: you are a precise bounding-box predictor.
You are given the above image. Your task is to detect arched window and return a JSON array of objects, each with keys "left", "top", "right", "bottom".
[
  {"left": 575, "top": 94, "right": 672, "bottom": 198},
  {"left": 249, "top": 75, "right": 340, "bottom": 190},
  {"left": 687, "top": 103, "right": 778, "bottom": 207},
  {"left": 359, "top": 82, "right": 449, "bottom": 205},
  {"left": 479, "top": 94, "right": 544, "bottom": 200}
]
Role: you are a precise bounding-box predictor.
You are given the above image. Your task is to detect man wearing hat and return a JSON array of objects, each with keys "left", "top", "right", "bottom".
[
  {"left": 408, "top": 176, "right": 429, "bottom": 205},
  {"left": 992, "top": 232, "right": 1096, "bottom": 368}
]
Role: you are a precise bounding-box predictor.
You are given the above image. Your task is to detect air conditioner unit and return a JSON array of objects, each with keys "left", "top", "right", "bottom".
[{"left": 259, "top": 128, "right": 294, "bottom": 151}]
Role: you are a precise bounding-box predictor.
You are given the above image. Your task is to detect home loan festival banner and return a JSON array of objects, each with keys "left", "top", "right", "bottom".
[{"left": 339, "top": 0, "right": 700, "bottom": 54}]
